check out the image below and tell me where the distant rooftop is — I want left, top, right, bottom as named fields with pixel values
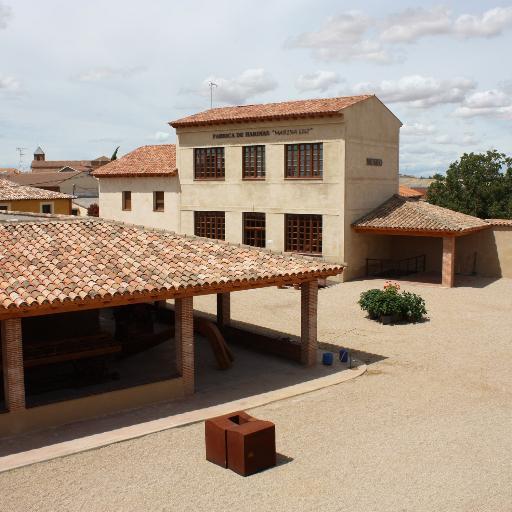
left=0, top=178, right=74, bottom=201
left=93, top=144, right=177, bottom=178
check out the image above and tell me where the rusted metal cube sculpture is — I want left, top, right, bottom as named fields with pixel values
left=205, top=411, right=276, bottom=476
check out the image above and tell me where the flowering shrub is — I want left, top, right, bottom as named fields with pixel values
left=358, top=282, right=427, bottom=323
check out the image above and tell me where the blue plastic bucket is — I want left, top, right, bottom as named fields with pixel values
left=322, top=352, right=334, bottom=365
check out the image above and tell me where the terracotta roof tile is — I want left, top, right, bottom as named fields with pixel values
left=0, top=214, right=343, bottom=313
left=170, top=95, right=373, bottom=128
left=353, top=195, right=489, bottom=234
left=398, top=185, right=423, bottom=198
left=485, top=219, right=512, bottom=226
left=93, top=144, right=177, bottom=178
left=0, top=178, right=74, bottom=201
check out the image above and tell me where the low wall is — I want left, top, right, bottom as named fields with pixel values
left=0, top=377, right=184, bottom=437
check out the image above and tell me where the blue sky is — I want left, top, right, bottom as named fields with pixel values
left=1, top=0, right=511, bottom=175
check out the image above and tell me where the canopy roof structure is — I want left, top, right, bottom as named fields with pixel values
left=0, top=212, right=343, bottom=318
left=352, top=195, right=490, bottom=237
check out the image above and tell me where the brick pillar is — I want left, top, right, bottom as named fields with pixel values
left=175, top=296, right=194, bottom=395
left=442, top=236, right=456, bottom=288
left=1, top=318, right=26, bottom=411
left=216, top=292, right=230, bottom=327
left=300, top=280, right=318, bottom=367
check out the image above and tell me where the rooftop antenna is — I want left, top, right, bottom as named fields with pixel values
left=16, top=147, right=27, bottom=171
left=208, top=81, right=217, bottom=109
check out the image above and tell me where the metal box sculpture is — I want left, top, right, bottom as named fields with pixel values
left=205, top=410, right=276, bottom=476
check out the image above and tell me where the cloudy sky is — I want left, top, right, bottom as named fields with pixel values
left=1, top=0, right=511, bottom=175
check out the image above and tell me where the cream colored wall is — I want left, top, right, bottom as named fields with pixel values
left=58, top=172, right=99, bottom=197
left=342, top=97, right=401, bottom=279
left=177, top=117, right=346, bottom=262
left=456, top=227, right=512, bottom=278
left=98, top=177, right=181, bottom=231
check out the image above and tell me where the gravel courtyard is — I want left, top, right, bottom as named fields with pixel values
left=1, top=277, right=511, bottom=512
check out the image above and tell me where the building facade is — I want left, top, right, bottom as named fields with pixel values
left=96, top=95, right=402, bottom=280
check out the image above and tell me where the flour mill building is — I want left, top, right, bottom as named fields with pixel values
left=97, top=95, right=401, bottom=281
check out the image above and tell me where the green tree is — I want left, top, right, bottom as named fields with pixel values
left=426, top=150, right=512, bottom=219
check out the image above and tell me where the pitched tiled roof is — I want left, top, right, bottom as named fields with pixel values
left=170, top=95, right=373, bottom=128
left=399, top=185, right=423, bottom=198
left=0, top=168, right=19, bottom=176
left=353, top=195, right=489, bottom=234
left=93, top=144, right=177, bottom=178
left=31, top=161, right=93, bottom=172
left=8, top=170, right=84, bottom=187
left=0, top=179, right=73, bottom=201
left=485, top=219, right=512, bottom=226
left=0, top=214, right=343, bottom=313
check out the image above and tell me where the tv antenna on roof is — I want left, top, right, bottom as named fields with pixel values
left=208, top=81, right=217, bottom=109
left=16, top=147, right=27, bottom=171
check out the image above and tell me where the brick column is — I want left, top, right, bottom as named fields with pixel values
left=175, top=296, right=194, bottom=395
left=216, top=292, right=230, bottom=328
left=300, top=280, right=318, bottom=367
left=1, top=318, right=26, bottom=411
left=442, top=236, right=456, bottom=288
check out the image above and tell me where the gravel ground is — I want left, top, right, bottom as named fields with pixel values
left=1, top=277, right=511, bottom=512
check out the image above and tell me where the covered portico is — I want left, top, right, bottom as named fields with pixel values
left=0, top=212, right=343, bottom=435
left=352, top=195, right=490, bottom=287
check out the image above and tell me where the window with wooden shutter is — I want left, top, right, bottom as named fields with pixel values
left=285, top=214, right=322, bottom=254
left=194, top=211, right=225, bottom=240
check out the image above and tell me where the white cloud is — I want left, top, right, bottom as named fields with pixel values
left=0, top=2, right=11, bottom=29
left=203, top=68, right=277, bottom=105
left=296, top=71, right=340, bottom=92
left=0, top=75, right=20, bottom=93
left=454, top=89, right=512, bottom=118
left=153, top=131, right=171, bottom=142
left=454, top=7, right=512, bottom=38
left=401, top=122, right=436, bottom=136
left=381, top=6, right=452, bottom=43
left=289, top=7, right=512, bottom=63
left=288, top=11, right=392, bottom=63
left=74, top=66, right=146, bottom=82
left=353, top=75, right=476, bottom=107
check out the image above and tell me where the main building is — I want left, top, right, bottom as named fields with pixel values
left=97, top=95, right=401, bottom=280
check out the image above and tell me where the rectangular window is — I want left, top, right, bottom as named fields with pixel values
left=243, top=146, right=265, bottom=179
left=40, top=203, right=53, bottom=214
left=243, top=212, right=266, bottom=247
left=122, top=191, right=131, bottom=211
left=153, top=191, right=165, bottom=212
left=285, top=214, right=322, bottom=254
left=0, top=204, right=8, bottom=211
left=194, top=147, right=225, bottom=179
left=285, top=143, right=323, bottom=179
left=194, top=211, right=225, bottom=240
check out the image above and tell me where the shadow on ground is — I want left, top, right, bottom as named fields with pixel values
left=0, top=322, right=385, bottom=458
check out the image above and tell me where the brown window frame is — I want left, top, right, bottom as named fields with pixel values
left=122, top=191, right=131, bottom=211
left=194, top=211, right=225, bottom=240
left=285, top=143, right=323, bottom=179
left=243, top=212, right=266, bottom=247
left=285, top=214, right=322, bottom=255
left=242, top=145, right=265, bottom=180
left=194, top=147, right=225, bottom=180
left=153, top=191, right=164, bottom=212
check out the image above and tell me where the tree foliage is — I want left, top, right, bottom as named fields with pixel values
left=426, top=150, right=512, bottom=219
